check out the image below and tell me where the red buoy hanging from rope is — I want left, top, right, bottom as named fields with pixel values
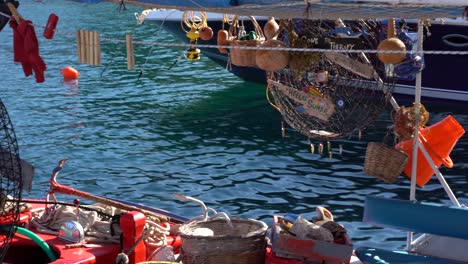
left=43, top=13, right=59, bottom=39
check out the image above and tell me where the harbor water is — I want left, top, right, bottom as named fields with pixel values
left=0, top=0, right=467, bottom=250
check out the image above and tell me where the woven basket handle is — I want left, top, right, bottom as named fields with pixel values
left=249, top=16, right=265, bottom=39
left=229, top=15, right=265, bottom=39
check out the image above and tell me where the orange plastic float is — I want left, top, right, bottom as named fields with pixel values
left=396, top=115, right=465, bottom=187
left=60, top=66, right=80, bottom=79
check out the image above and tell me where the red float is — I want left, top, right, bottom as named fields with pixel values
left=61, top=66, right=80, bottom=79
left=43, top=13, right=59, bottom=40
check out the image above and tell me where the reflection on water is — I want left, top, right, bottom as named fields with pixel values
left=63, top=79, right=79, bottom=97
left=0, top=0, right=466, bottom=251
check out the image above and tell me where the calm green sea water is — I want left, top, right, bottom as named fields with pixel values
left=0, top=0, right=467, bottom=249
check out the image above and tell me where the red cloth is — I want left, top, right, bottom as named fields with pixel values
left=10, top=19, right=47, bottom=83
left=9, top=20, right=32, bottom=77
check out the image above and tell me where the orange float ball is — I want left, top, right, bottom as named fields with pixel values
left=377, top=18, right=406, bottom=64
left=199, top=26, right=214, bottom=41
left=61, top=66, right=80, bottom=79
left=377, top=38, right=406, bottom=64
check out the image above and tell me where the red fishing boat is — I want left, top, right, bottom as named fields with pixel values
left=1, top=158, right=356, bottom=264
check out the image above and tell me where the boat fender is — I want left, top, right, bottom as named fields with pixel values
left=217, top=30, right=229, bottom=53
left=15, top=226, right=57, bottom=262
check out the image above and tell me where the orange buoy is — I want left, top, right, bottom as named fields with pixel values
left=198, top=26, right=214, bottom=41
left=377, top=18, right=406, bottom=64
left=61, top=66, right=80, bottom=79
left=395, top=115, right=465, bottom=187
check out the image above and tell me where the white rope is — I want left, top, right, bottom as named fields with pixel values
left=98, top=37, right=468, bottom=55
left=31, top=203, right=169, bottom=246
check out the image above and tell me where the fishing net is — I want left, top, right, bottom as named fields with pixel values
left=0, top=99, right=22, bottom=261
left=268, top=19, right=396, bottom=139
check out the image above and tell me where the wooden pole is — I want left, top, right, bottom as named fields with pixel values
left=79, top=30, right=86, bottom=64
left=126, top=34, right=135, bottom=70
left=76, top=30, right=82, bottom=64
left=87, top=30, right=93, bottom=65
left=94, top=31, right=102, bottom=66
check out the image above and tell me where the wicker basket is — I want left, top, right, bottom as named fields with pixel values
left=229, top=16, right=265, bottom=67
left=179, top=218, right=268, bottom=264
left=364, top=142, right=409, bottom=183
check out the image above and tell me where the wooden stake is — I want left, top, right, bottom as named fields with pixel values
left=90, top=31, right=95, bottom=66
left=86, top=30, right=92, bottom=65
left=76, top=30, right=82, bottom=64
left=126, top=34, right=135, bottom=70
left=96, top=32, right=101, bottom=66
left=89, top=31, right=95, bottom=65
left=79, top=30, right=86, bottom=64
left=82, top=30, right=87, bottom=64
left=94, top=31, right=102, bottom=66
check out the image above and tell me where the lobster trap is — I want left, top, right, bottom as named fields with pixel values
left=268, top=19, right=396, bottom=140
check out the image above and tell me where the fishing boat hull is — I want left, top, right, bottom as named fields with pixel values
left=143, top=10, right=468, bottom=103
left=2, top=200, right=184, bottom=264
left=3, top=159, right=359, bottom=264
left=5, top=200, right=359, bottom=264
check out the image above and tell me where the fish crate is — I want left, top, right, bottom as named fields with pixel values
left=271, top=215, right=353, bottom=264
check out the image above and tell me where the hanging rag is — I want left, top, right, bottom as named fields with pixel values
left=10, top=18, right=47, bottom=83
left=18, top=19, right=47, bottom=83
left=10, top=19, right=32, bottom=77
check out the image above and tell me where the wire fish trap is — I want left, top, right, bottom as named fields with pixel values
left=364, top=142, right=409, bottom=183
left=0, top=98, right=23, bottom=260
left=179, top=218, right=268, bottom=264
left=268, top=19, right=395, bottom=139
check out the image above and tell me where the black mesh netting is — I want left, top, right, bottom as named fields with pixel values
left=0, top=99, right=22, bottom=261
left=268, top=19, right=396, bottom=139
